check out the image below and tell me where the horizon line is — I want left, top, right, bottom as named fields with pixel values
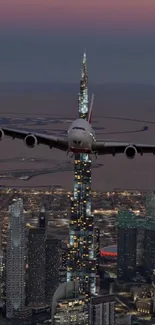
left=0, top=81, right=154, bottom=86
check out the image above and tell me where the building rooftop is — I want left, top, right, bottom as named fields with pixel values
left=90, top=294, right=116, bottom=305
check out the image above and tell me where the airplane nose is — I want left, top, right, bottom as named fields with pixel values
left=72, top=132, right=83, bottom=146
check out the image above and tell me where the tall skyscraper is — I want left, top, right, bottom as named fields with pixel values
left=146, top=192, right=155, bottom=220
left=6, top=198, right=25, bottom=318
left=27, top=205, right=46, bottom=306
left=136, top=219, right=145, bottom=269
left=28, top=205, right=61, bottom=306
left=28, top=228, right=46, bottom=306
left=94, top=227, right=100, bottom=276
left=143, top=220, right=155, bottom=278
left=144, top=192, right=155, bottom=278
left=45, top=236, right=61, bottom=304
left=67, top=52, right=96, bottom=300
left=0, top=249, right=4, bottom=307
left=59, top=246, right=68, bottom=284
left=117, top=210, right=137, bottom=282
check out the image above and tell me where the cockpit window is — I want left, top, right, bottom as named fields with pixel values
left=72, top=127, right=85, bottom=131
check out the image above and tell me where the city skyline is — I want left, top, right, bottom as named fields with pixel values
left=1, top=187, right=155, bottom=323
left=1, top=2, right=155, bottom=321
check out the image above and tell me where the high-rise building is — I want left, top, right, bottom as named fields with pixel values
left=0, top=250, right=3, bottom=281
left=28, top=211, right=61, bottom=307
left=45, top=236, right=61, bottom=304
left=28, top=205, right=46, bottom=306
left=152, top=269, right=155, bottom=313
left=94, top=227, right=100, bottom=275
left=27, top=228, right=46, bottom=306
left=59, top=246, right=68, bottom=284
left=67, top=52, right=96, bottom=299
left=117, top=208, right=155, bottom=282
left=136, top=219, right=145, bottom=269
left=89, top=295, right=115, bottom=325
left=6, top=198, right=25, bottom=318
left=1, top=212, right=8, bottom=308
left=146, top=192, right=155, bottom=220
left=144, top=193, right=155, bottom=277
left=143, top=220, right=155, bottom=278
left=117, top=210, right=137, bottom=282
left=0, top=250, right=4, bottom=308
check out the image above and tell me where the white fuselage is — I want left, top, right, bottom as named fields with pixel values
left=68, top=118, right=96, bottom=153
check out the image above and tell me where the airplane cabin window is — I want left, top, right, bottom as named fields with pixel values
left=72, top=127, right=85, bottom=131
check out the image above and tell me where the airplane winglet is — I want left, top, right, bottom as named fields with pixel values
left=88, top=93, right=94, bottom=124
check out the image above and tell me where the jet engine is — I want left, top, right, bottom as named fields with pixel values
left=24, top=134, right=38, bottom=148
left=124, top=145, right=137, bottom=159
left=0, top=129, right=4, bottom=140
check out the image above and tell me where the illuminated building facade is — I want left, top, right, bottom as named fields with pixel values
left=117, top=209, right=155, bottom=282
left=52, top=281, right=88, bottom=325
left=28, top=226, right=61, bottom=306
left=117, top=210, right=137, bottom=282
left=136, top=298, right=153, bottom=315
left=146, top=192, right=155, bottom=220
left=67, top=52, right=96, bottom=298
left=136, top=220, right=145, bottom=269
left=28, top=205, right=47, bottom=305
left=93, top=227, right=100, bottom=275
left=45, top=236, right=61, bottom=304
left=28, top=228, right=46, bottom=306
left=0, top=250, right=4, bottom=307
left=6, top=198, right=25, bottom=318
left=53, top=296, right=88, bottom=325
left=152, top=269, right=155, bottom=312
left=89, top=295, right=115, bottom=325
left=143, top=220, right=155, bottom=278
left=1, top=217, right=7, bottom=308
left=59, top=247, right=68, bottom=284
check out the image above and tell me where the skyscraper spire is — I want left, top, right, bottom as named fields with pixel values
left=81, top=50, right=88, bottom=82
left=79, top=51, right=88, bottom=119
left=38, top=205, right=46, bottom=229
left=82, top=49, right=87, bottom=69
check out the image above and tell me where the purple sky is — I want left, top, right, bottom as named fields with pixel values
left=0, top=0, right=155, bottom=84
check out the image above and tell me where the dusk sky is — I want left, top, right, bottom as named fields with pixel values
left=0, top=0, right=155, bottom=83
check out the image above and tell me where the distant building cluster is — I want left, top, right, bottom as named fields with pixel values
left=117, top=208, right=155, bottom=283
left=4, top=198, right=62, bottom=319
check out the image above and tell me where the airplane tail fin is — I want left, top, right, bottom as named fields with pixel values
left=88, top=93, right=94, bottom=124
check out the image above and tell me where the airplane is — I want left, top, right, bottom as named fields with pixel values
left=0, top=94, right=154, bottom=159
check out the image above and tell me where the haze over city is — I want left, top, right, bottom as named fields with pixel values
left=0, top=0, right=154, bottom=190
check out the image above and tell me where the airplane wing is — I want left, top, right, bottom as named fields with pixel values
left=92, top=141, right=155, bottom=156
left=1, top=127, right=69, bottom=151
